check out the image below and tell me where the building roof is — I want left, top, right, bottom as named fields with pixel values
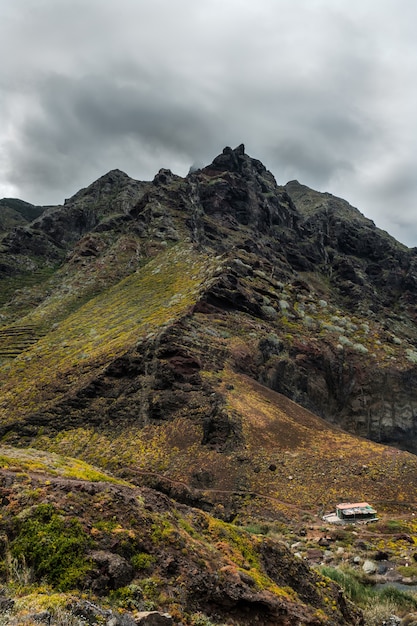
left=337, top=502, right=374, bottom=510
left=336, top=502, right=376, bottom=516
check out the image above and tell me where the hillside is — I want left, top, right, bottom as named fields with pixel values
left=0, top=446, right=366, bottom=625
left=1, top=144, right=417, bottom=624
left=0, top=199, right=45, bottom=236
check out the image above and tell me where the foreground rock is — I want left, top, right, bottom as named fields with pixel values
left=134, top=613, right=172, bottom=626
left=0, top=465, right=362, bottom=625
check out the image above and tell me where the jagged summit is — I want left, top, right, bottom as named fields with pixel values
left=201, top=143, right=274, bottom=180
left=205, top=143, right=247, bottom=172
left=64, top=168, right=135, bottom=205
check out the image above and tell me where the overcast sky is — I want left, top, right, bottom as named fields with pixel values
left=0, top=1, right=416, bottom=246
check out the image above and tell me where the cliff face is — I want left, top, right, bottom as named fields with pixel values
left=194, top=147, right=417, bottom=450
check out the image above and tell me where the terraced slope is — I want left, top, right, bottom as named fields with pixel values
left=0, top=325, right=42, bottom=359
left=0, top=243, right=216, bottom=425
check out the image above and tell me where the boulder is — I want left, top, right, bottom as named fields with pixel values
left=107, top=614, right=137, bottom=626
left=317, top=537, right=330, bottom=547
left=134, top=612, right=173, bottom=625
left=362, top=559, right=377, bottom=574
left=89, top=551, right=134, bottom=593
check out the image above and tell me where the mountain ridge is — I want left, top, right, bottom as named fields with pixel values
left=1, top=145, right=417, bottom=446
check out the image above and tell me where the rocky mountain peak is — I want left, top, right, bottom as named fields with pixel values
left=64, top=168, right=134, bottom=205
left=1, top=146, right=417, bottom=452
left=202, top=143, right=272, bottom=179
left=188, top=145, right=298, bottom=236
left=153, top=168, right=180, bottom=186
left=206, top=143, right=247, bottom=172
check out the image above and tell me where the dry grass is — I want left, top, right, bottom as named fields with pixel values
left=0, top=445, right=128, bottom=484
left=222, top=371, right=417, bottom=514
left=26, top=367, right=417, bottom=524
left=0, top=243, right=215, bottom=424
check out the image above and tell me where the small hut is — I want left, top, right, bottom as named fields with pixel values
left=336, top=502, right=377, bottom=522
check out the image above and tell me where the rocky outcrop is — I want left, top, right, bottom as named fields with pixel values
left=284, top=180, right=413, bottom=313
left=134, top=613, right=173, bottom=626
left=0, top=464, right=362, bottom=625
left=197, top=144, right=300, bottom=235
left=88, top=550, right=134, bottom=593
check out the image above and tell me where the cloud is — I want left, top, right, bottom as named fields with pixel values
left=0, top=0, right=417, bottom=244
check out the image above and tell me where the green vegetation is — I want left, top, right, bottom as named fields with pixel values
left=0, top=266, right=58, bottom=314
left=320, top=565, right=417, bottom=619
left=242, top=522, right=270, bottom=535
left=9, top=504, right=93, bottom=590
left=0, top=445, right=127, bottom=484
left=397, top=565, right=417, bottom=578
left=384, top=519, right=409, bottom=533
left=0, top=243, right=215, bottom=425
left=189, top=613, right=224, bottom=626
left=319, top=566, right=373, bottom=605
left=130, top=552, right=155, bottom=570
left=109, top=583, right=143, bottom=610
left=0, top=198, right=44, bottom=222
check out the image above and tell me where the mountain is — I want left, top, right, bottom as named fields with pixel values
left=0, top=198, right=46, bottom=235
left=1, top=144, right=417, bottom=624
left=1, top=145, right=417, bottom=450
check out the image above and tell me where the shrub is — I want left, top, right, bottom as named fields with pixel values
left=362, top=599, right=399, bottom=626
left=242, top=523, right=270, bottom=536
left=302, top=315, right=316, bottom=329
left=338, top=336, right=353, bottom=347
left=353, top=343, right=369, bottom=354
left=377, top=519, right=408, bottom=533
left=397, top=565, right=417, bottom=578
left=406, top=349, right=417, bottom=364
left=319, top=566, right=417, bottom=615
left=131, top=552, right=156, bottom=570
left=319, top=566, right=372, bottom=605
left=190, top=613, right=225, bottom=626
left=109, top=583, right=143, bottom=610
left=322, top=323, right=345, bottom=334
left=10, top=504, right=93, bottom=590
left=377, top=585, right=417, bottom=612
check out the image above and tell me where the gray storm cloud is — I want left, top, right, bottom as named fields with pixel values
left=0, top=0, right=417, bottom=245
